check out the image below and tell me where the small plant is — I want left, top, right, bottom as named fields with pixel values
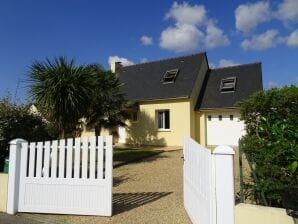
left=238, top=86, right=298, bottom=207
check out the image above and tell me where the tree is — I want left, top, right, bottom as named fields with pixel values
left=85, top=64, right=129, bottom=136
left=238, top=86, right=298, bottom=207
left=28, top=57, right=95, bottom=137
left=28, top=58, right=129, bottom=138
left=0, top=96, right=58, bottom=170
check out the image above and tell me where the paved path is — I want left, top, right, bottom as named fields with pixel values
left=1, top=150, right=191, bottom=224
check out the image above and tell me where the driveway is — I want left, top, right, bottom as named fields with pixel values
left=1, top=150, right=191, bottom=224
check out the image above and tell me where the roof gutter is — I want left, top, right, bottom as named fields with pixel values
left=135, top=96, right=189, bottom=102
left=197, top=107, right=240, bottom=111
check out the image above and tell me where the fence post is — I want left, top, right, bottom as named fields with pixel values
left=213, top=145, right=235, bottom=224
left=7, top=138, right=27, bottom=215
left=105, top=135, right=113, bottom=216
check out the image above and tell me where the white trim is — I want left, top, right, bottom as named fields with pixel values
left=157, top=129, right=171, bottom=132
left=156, top=110, right=170, bottom=130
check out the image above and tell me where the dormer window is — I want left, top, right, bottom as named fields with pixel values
left=162, top=69, right=179, bottom=84
left=220, top=77, right=237, bottom=92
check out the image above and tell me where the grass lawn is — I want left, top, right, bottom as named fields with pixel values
left=113, top=147, right=164, bottom=167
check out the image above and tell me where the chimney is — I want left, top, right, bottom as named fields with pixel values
left=110, top=61, right=122, bottom=74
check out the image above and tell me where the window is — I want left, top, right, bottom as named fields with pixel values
left=220, top=77, right=237, bottom=92
left=208, top=115, right=212, bottom=121
left=230, top=115, right=234, bottom=120
left=219, top=115, right=222, bottom=121
left=157, top=110, right=170, bottom=130
left=162, top=69, right=179, bottom=84
left=132, top=111, right=138, bottom=122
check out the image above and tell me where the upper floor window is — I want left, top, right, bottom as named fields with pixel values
left=162, top=69, right=179, bottom=84
left=220, top=77, right=237, bottom=92
left=157, top=110, right=170, bottom=130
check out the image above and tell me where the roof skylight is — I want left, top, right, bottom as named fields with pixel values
left=220, top=77, right=237, bottom=92
left=162, top=69, right=179, bottom=84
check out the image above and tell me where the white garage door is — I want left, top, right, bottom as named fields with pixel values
left=206, top=112, right=245, bottom=146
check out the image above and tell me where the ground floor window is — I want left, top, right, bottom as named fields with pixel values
left=132, top=111, right=138, bottom=122
left=157, top=110, right=170, bottom=130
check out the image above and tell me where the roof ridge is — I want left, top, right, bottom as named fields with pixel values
left=211, top=62, right=261, bottom=70
left=120, top=52, right=206, bottom=69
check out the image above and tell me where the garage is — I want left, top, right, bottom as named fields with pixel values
left=206, top=112, right=245, bottom=146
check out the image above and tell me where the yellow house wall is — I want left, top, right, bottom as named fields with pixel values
left=198, top=112, right=207, bottom=146
left=126, top=99, right=191, bottom=146
left=81, top=128, right=110, bottom=138
left=0, top=173, right=8, bottom=212
left=189, top=56, right=208, bottom=142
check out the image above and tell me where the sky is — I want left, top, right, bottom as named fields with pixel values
left=0, top=0, right=297, bottom=102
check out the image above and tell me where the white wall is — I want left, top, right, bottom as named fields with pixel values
left=206, top=112, right=245, bottom=146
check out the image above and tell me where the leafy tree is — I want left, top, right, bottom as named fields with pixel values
left=28, top=58, right=129, bottom=138
left=85, top=64, right=129, bottom=136
left=27, top=57, right=95, bottom=137
left=238, top=86, right=298, bottom=207
left=0, top=96, right=58, bottom=170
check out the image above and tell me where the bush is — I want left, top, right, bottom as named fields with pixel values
left=238, top=86, right=298, bottom=207
left=0, top=97, right=59, bottom=171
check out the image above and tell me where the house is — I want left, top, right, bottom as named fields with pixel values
left=83, top=52, right=262, bottom=147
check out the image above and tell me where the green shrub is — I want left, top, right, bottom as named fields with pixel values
left=0, top=97, right=58, bottom=171
left=238, top=85, right=298, bottom=207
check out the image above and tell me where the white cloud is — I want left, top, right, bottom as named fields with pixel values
left=140, top=58, right=148, bottom=63
left=218, top=59, right=239, bottom=68
left=204, top=22, right=230, bottom=48
left=241, top=29, right=280, bottom=51
left=286, top=29, right=298, bottom=47
left=235, top=1, right=271, bottom=34
left=210, top=59, right=239, bottom=68
left=160, top=23, right=204, bottom=52
left=140, top=35, right=153, bottom=45
left=235, top=1, right=298, bottom=50
left=209, top=62, right=216, bottom=69
left=267, top=81, right=279, bottom=89
left=277, top=0, right=298, bottom=23
left=160, top=2, right=230, bottom=52
left=108, top=56, right=134, bottom=67
left=165, top=1, right=206, bottom=26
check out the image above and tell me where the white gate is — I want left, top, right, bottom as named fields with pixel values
left=7, top=136, right=113, bottom=216
left=183, top=137, right=235, bottom=224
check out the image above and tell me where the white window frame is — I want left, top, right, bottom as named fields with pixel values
left=156, top=110, right=170, bottom=131
left=220, top=77, right=237, bottom=92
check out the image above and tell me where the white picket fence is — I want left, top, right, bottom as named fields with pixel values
left=183, top=137, right=235, bottom=224
left=7, top=136, right=113, bottom=216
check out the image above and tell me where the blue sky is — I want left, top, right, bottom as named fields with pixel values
left=0, top=0, right=297, bottom=102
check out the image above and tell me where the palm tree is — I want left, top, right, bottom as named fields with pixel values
left=85, top=64, right=129, bottom=136
left=28, top=57, right=94, bottom=137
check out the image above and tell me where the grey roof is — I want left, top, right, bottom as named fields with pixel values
left=196, top=63, right=263, bottom=110
left=118, top=53, right=206, bottom=102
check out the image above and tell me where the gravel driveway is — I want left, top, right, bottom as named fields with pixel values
left=11, top=150, right=191, bottom=224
